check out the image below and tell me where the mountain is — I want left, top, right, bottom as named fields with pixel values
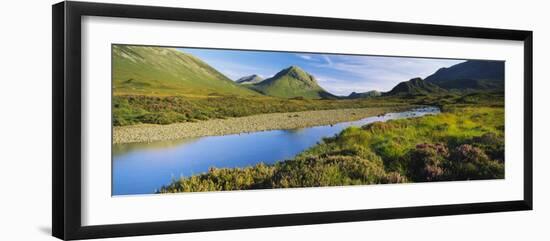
left=347, top=90, right=381, bottom=99
left=425, top=60, right=504, bottom=90
left=112, top=45, right=259, bottom=97
left=385, top=77, right=446, bottom=96
left=236, top=74, right=264, bottom=85
left=249, top=66, right=336, bottom=99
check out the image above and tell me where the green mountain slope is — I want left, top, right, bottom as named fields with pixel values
left=236, top=74, right=264, bottom=85
left=425, top=60, right=504, bottom=90
left=385, top=77, right=446, bottom=96
left=249, top=66, right=336, bottom=99
left=112, top=45, right=259, bottom=97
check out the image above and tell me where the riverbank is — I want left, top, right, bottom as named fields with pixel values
left=158, top=106, right=504, bottom=193
left=113, top=107, right=408, bottom=144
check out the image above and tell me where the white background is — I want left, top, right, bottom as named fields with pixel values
left=0, top=0, right=548, bottom=240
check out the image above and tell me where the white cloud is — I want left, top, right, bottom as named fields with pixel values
left=315, top=74, right=388, bottom=96
left=202, top=59, right=276, bottom=80
left=296, top=54, right=313, bottom=60
left=310, top=55, right=463, bottom=92
left=322, top=55, right=333, bottom=66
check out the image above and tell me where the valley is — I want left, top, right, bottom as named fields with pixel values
left=111, top=44, right=505, bottom=195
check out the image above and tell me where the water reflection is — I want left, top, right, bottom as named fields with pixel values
left=113, top=107, right=439, bottom=195
left=112, top=138, right=199, bottom=156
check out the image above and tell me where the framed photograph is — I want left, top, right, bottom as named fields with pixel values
left=52, top=1, right=533, bottom=240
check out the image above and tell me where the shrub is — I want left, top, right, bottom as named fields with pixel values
left=445, top=144, right=504, bottom=180
left=271, top=154, right=401, bottom=188
left=158, top=163, right=275, bottom=192
left=158, top=99, right=505, bottom=193
left=158, top=154, right=407, bottom=193
left=470, top=132, right=505, bottom=162
left=404, top=143, right=449, bottom=181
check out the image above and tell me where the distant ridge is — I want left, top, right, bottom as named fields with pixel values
left=347, top=90, right=381, bottom=99
left=385, top=77, right=446, bottom=96
left=236, top=74, right=264, bottom=85
left=425, top=60, right=504, bottom=90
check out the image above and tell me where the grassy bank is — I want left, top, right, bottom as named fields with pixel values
left=158, top=93, right=504, bottom=193
left=113, top=95, right=410, bottom=126
left=113, top=107, right=404, bottom=144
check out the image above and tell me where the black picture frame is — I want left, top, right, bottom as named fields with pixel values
left=52, top=1, right=533, bottom=240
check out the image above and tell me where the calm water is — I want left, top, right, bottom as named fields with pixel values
left=113, top=107, right=440, bottom=195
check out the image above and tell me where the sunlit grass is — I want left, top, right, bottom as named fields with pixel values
left=113, top=95, right=412, bottom=126
left=158, top=93, right=505, bottom=193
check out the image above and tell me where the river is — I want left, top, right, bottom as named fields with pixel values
left=112, top=107, right=440, bottom=195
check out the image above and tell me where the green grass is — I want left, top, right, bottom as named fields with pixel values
left=250, top=75, right=326, bottom=99
left=313, top=106, right=504, bottom=176
left=112, top=46, right=416, bottom=126
left=248, top=66, right=333, bottom=99
left=112, top=44, right=506, bottom=193
left=113, top=45, right=259, bottom=97
left=113, top=95, right=412, bottom=126
left=158, top=93, right=505, bottom=193
left=158, top=153, right=404, bottom=193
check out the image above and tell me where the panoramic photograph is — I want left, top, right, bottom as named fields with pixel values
left=112, top=44, right=505, bottom=196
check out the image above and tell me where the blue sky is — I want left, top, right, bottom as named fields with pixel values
left=178, top=48, right=464, bottom=96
